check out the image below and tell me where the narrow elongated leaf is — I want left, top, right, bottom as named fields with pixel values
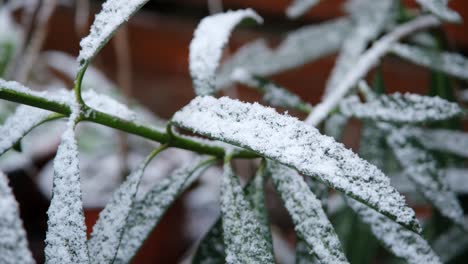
left=0, top=105, right=53, bottom=156
left=220, top=161, right=275, bottom=263
left=45, top=108, right=89, bottom=264
left=269, top=161, right=348, bottom=263
left=392, top=43, right=468, bottom=80
left=286, top=0, right=321, bottom=19
left=295, top=238, right=319, bottom=264
left=78, top=0, right=149, bottom=68
left=348, top=198, right=442, bottom=264
left=415, top=0, right=461, bottom=22
left=0, top=171, right=34, bottom=264
left=432, top=217, right=468, bottom=262
left=216, top=18, right=351, bottom=88
left=231, top=68, right=312, bottom=113
left=190, top=9, right=262, bottom=95
left=173, top=96, right=420, bottom=231
left=324, top=0, right=393, bottom=97
left=88, top=146, right=166, bottom=264
left=114, top=158, right=212, bottom=263
left=411, top=128, right=468, bottom=158
left=339, top=93, right=462, bottom=123
left=386, top=127, right=465, bottom=228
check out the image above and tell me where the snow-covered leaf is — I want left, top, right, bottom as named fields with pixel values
left=339, top=93, right=462, bottom=123
left=190, top=9, right=263, bottom=95
left=78, top=0, right=149, bottom=68
left=415, top=0, right=461, bottom=22
left=392, top=43, right=468, bottom=80
left=269, top=161, right=348, bottom=263
left=0, top=105, right=54, bottom=156
left=386, top=126, right=465, bottom=228
left=173, top=96, right=420, bottom=231
left=348, top=198, right=442, bottom=264
left=295, top=238, right=319, bottom=264
left=45, top=107, right=89, bottom=264
left=0, top=78, right=71, bottom=105
left=286, top=0, right=321, bottom=19
left=114, top=158, right=212, bottom=263
left=323, top=114, right=348, bottom=141
left=432, top=217, right=468, bottom=262
left=324, top=0, right=393, bottom=97
left=87, top=146, right=167, bottom=264
left=412, top=128, right=468, bottom=158
left=0, top=171, right=35, bottom=264
left=231, top=68, right=312, bottom=112
left=219, top=160, right=275, bottom=263
left=216, top=18, right=351, bottom=88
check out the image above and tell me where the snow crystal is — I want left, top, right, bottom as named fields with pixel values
left=323, top=0, right=393, bottom=98
left=433, top=216, right=468, bottom=262
left=412, top=128, right=468, bottom=158
left=386, top=126, right=465, bottom=228
left=173, top=96, right=420, bottom=231
left=415, top=0, right=461, bottom=22
left=45, top=102, right=89, bottom=264
left=114, top=158, right=210, bottom=263
left=220, top=162, right=275, bottom=263
left=189, top=9, right=263, bottom=95
left=0, top=171, right=35, bottom=264
left=348, top=198, right=442, bottom=264
left=0, top=105, right=51, bottom=155
left=339, top=93, right=462, bottom=123
left=269, top=162, right=348, bottom=264
left=286, top=0, right=320, bottom=19
left=78, top=0, right=149, bottom=66
left=392, top=43, right=468, bottom=81
left=216, top=18, right=351, bottom=88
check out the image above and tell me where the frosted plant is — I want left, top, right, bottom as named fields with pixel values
left=0, top=0, right=467, bottom=263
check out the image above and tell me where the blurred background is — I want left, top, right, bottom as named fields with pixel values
left=0, top=0, right=467, bottom=263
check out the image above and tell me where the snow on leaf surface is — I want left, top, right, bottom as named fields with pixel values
left=0, top=78, right=70, bottom=105
left=0, top=105, right=52, bottom=155
left=433, top=217, right=468, bottom=262
left=231, top=68, right=312, bottom=112
left=392, top=43, right=468, bottom=80
left=114, top=158, right=211, bottom=263
left=172, top=96, right=420, bottom=232
left=190, top=9, right=262, bottom=95
left=269, top=162, right=348, bottom=264
left=78, top=0, right=149, bottom=67
left=323, top=0, right=393, bottom=98
left=286, top=0, right=320, bottom=19
left=386, top=127, right=465, bottom=228
left=220, top=161, right=275, bottom=264
left=295, top=238, right=319, bottom=264
left=339, top=93, right=462, bottom=123
left=411, top=128, right=468, bottom=158
left=216, top=18, right=351, bottom=88
left=348, top=198, right=442, bottom=264
left=87, top=147, right=164, bottom=264
left=0, top=171, right=35, bottom=264
left=415, top=0, right=461, bottom=22
left=45, top=105, right=89, bottom=264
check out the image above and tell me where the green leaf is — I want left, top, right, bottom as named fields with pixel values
left=189, top=9, right=263, bottom=95
left=348, top=198, right=442, bottom=264
left=231, top=68, right=312, bottom=113
left=114, top=157, right=214, bottom=263
left=269, top=161, right=348, bottom=263
left=0, top=105, right=54, bottom=156
left=295, top=238, right=319, bottom=264
left=415, top=0, right=461, bottom=22
left=77, top=0, right=149, bottom=69
left=0, top=171, right=35, bottom=264
left=45, top=110, right=89, bottom=264
left=220, top=159, right=275, bottom=263
left=339, top=93, right=462, bottom=123
left=386, top=126, right=465, bottom=228
left=392, top=43, right=468, bottom=81
left=87, top=145, right=167, bottom=264
left=172, top=96, right=420, bottom=232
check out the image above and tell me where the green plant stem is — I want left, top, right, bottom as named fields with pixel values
left=0, top=86, right=257, bottom=159
left=74, top=64, right=88, bottom=106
